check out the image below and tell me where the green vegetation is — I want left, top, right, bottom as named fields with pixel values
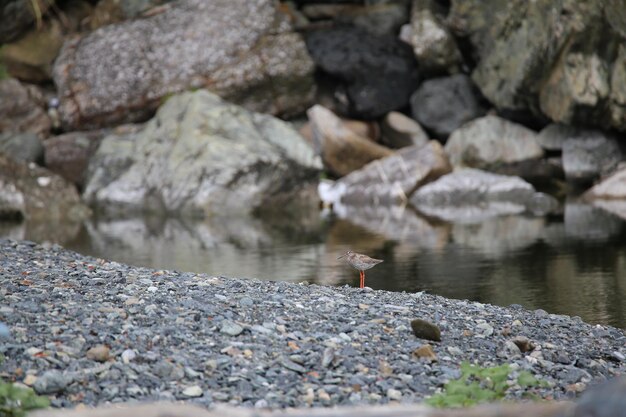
left=0, top=355, right=50, bottom=417
left=0, top=382, right=50, bottom=417
left=426, top=362, right=543, bottom=408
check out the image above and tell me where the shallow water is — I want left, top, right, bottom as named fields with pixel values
left=3, top=200, right=626, bottom=329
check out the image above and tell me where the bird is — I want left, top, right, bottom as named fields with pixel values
left=338, top=250, right=383, bottom=289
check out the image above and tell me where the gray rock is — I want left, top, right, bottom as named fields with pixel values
left=411, top=168, right=558, bottom=222
left=53, top=0, right=315, bottom=129
left=574, top=377, right=626, bottom=417
left=305, top=25, right=419, bottom=119
left=444, top=115, right=544, bottom=169
left=220, top=320, right=244, bottom=337
left=0, top=322, right=9, bottom=339
left=318, top=140, right=451, bottom=208
left=405, top=0, right=462, bottom=73
left=0, top=132, right=43, bottom=163
left=562, top=130, right=622, bottom=183
left=380, top=112, right=429, bottom=149
left=181, top=385, right=203, bottom=398
left=280, top=357, right=307, bottom=374
left=33, top=370, right=71, bottom=394
left=410, top=74, right=486, bottom=139
left=83, top=90, right=321, bottom=216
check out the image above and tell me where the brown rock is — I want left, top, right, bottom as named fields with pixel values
left=308, top=105, right=393, bottom=177
left=381, top=112, right=429, bottom=149
left=0, top=78, right=51, bottom=138
left=43, top=130, right=108, bottom=188
left=412, top=344, right=437, bottom=362
left=86, top=344, right=110, bottom=362
left=511, top=336, right=535, bottom=353
left=410, top=318, right=441, bottom=342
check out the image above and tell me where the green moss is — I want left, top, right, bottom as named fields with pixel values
left=426, top=362, right=544, bottom=408
left=0, top=354, right=49, bottom=416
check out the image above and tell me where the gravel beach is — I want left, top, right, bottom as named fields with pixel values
left=1, top=239, right=625, bottom=410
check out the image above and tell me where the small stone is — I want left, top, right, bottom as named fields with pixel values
left=281, top=357, right=307, bottom=374
left=220, top=320, right=244, bottom=336
left=23, top=374, right=37, bottom=386
left=475, top=322, right=494, bottom=337
left=121, top=349, right=136, bottom=363
left=182, top=385, right=203, bottom=398
left=412, top=344, right=437, bottom=362
left=239, top=297, right=254, bottom=307
left=86, top=344, right=110, bottom=362
left=318, top=389, right=331, bottom=403
left=254, top=399, right=269, bottom=408
left=611, top=351, right=625, bottom=362
left=447, top=346, right=463, bottom=356
left=358, top=303, right=369, bottom=310
left=322, top=347, right=335, bottom=368
left=387, top=388, right=402, bottom=401
left=498, top=340, right=521, bottom=358
left=512, top=336, right=535, bottom=353
left=33, top=370, right=70, bottom=394
left=410, top=318, right=441, bottom=341
left=0, top=322, right=9, bottom=339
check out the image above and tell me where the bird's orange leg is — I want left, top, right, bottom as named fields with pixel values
left=360, top=271, right=365, bottom=288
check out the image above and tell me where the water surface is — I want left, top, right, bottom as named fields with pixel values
left=3, top=200, right=626, bottom=329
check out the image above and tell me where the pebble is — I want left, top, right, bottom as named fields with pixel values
left=33, top=370, right=70, bottom=394
left=182, top=385, right=203, bottom=398
left=1, top=239, right=625, bottom=410
left=410, top=318, right=441, bottom=341
left=220, top=320, right=244, bottom=336
left=412, top=344, right=437, bottom=362
left=86, top=345, right=110, bottom=362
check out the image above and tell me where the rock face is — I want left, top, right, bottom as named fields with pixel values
left=410, top=74, right=486, bottom=139
left=0, top=154, right=90, bottom=222
left=318, top=140, right=451, bottom=207
left=305, top=25, right=419, bottom=119
left=307, top=105, right=392, bottom=177
left=0, top=78, right=51, bottom=138
left=450, top=0, right=626, bottom=131
left=53, top=0, right=315, bottom=130
left=444, top=115, right=544, bottom=169
left=83, top=90, right=321, bottom=217
left=411, top=169, right=558, bottom=222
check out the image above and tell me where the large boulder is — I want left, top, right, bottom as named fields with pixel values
left=0, top=78, right=51, bottom=138
left=584, top=167, right=626, bottom=201
left=318, top=140, right=451, bottom=207
left=444, top=115, right=544, bottom=169
left=410, top=74, right=486, bottom=139
left=305, top=25, right=419, bottom=119
left=450, top=0, right=626, bottom=131
left=307, top=105, right=392, bottom=177
left=410, top=168, right=558, bottom=222
left=83, top=90, right=322, bottom=217
left=0, top=132, right=43, bottom=163
left=0, top=154, right=90, bottom=222
left=53, top=0, right=315, bottom=130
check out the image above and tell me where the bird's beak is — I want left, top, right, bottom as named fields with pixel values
left=337, top=254, right=345, bottom=259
